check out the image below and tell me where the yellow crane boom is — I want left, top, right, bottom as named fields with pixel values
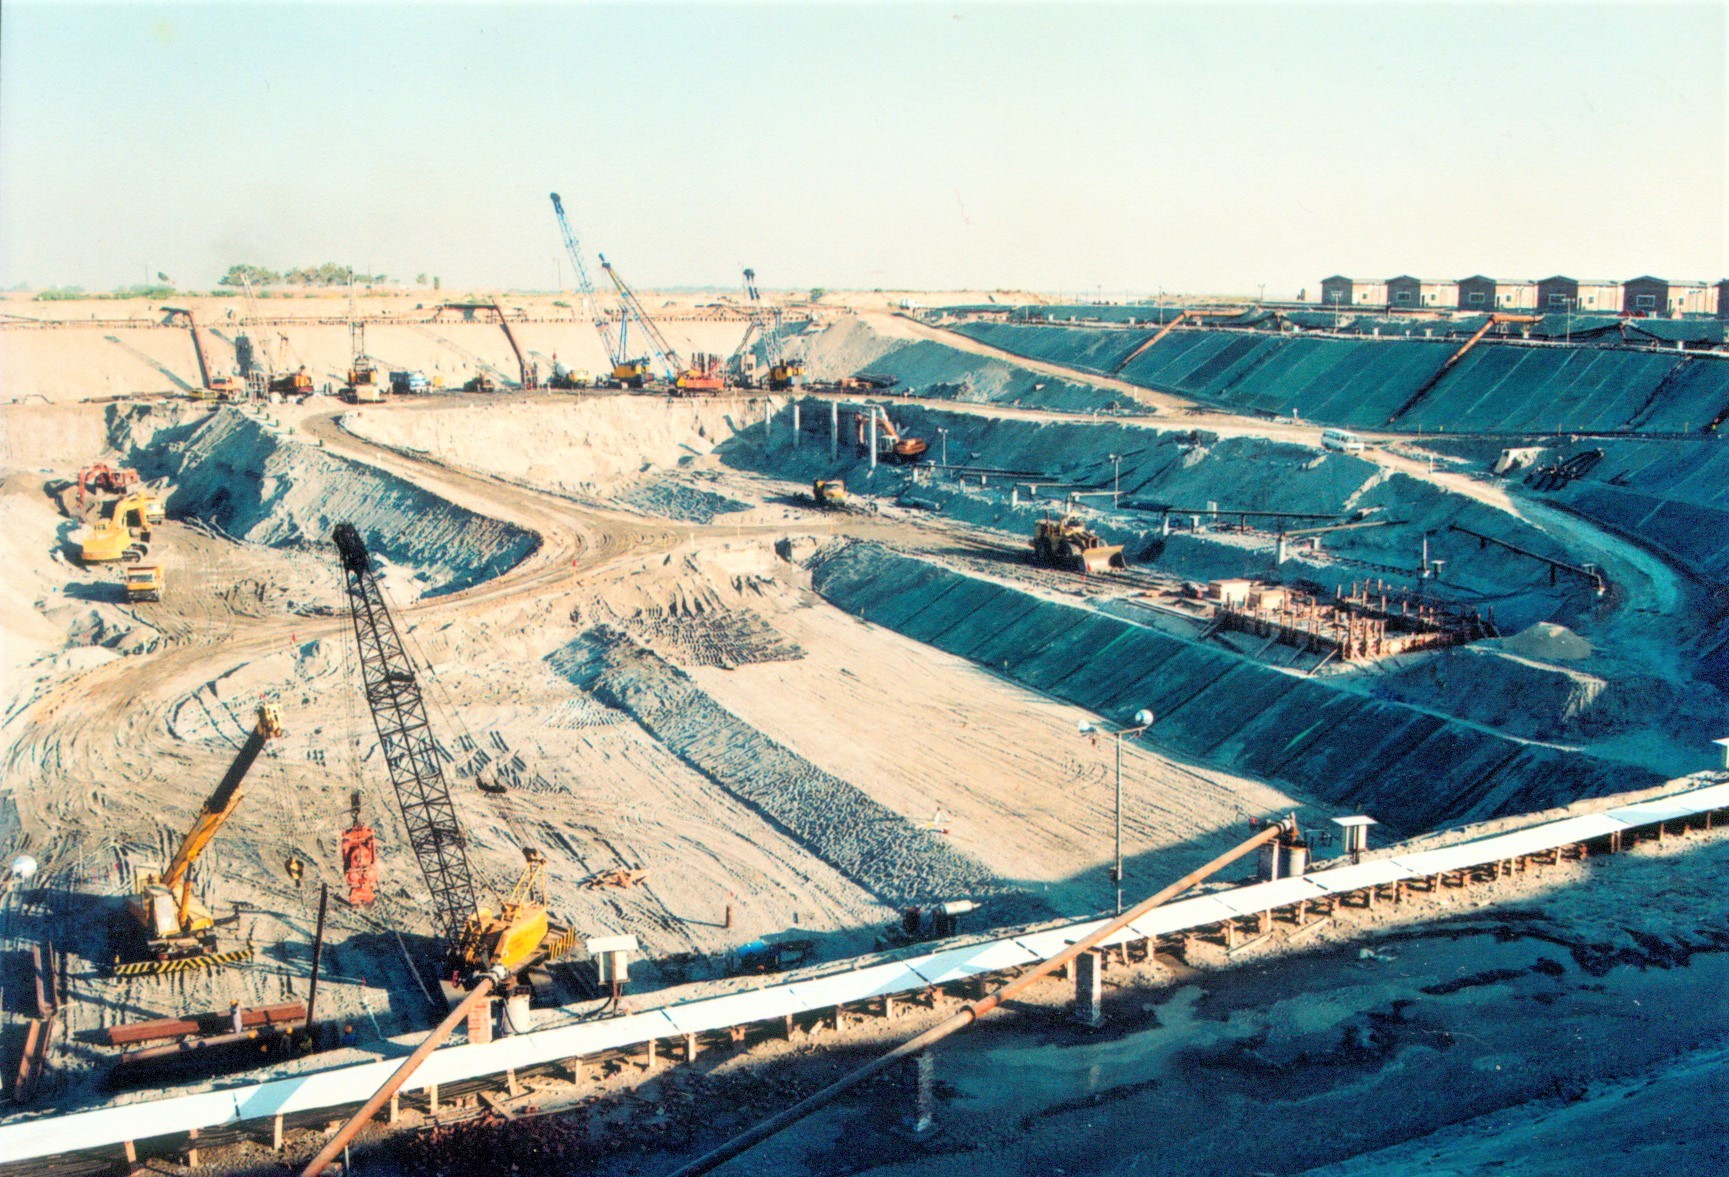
left=124, top=704, right=283, bottom=965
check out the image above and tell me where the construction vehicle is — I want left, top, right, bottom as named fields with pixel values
left=331, top=523, right=574, bottom=983
left=163, top=306, right=245, bottom=401
left=118, top=704, right=283, bottom=972
left=811, top=479, right=847, bottom=508
left=74, top=490, right=158, bottom=563
left=123, top=564, right=163, bottom=602
left=270, top=366, right=314, bottom=397
left=854, top=408, right=929, bottom=463
left=342, top=283, right=387, bottom=403
left=599, top=253, right=725, bottom=393
left=389, top=369, right=430, bottom=395
left=732, top=269, right=805, bottom=390
left=1031, top=514, right=1127, bottom=573
left=76, top=463, right=140, bottom=508
left=550, top=192, right=654, bottom=388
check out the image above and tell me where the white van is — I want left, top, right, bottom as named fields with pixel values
left=1321, top=428, right=1365, bottom=454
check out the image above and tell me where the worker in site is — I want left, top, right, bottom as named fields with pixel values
left=230, top=1000, right=244, bottom=1035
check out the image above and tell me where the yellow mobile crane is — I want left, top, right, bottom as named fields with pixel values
left=118, top=704, right=283, bottom=974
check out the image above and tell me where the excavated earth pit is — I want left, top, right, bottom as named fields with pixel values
left=1, top=323, right=1725, bottom=1152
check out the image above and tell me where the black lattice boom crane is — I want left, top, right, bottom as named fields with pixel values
left=332, top=523, right=481, bottom=947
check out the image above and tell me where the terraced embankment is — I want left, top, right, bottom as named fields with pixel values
left=951, top=320, right=1729, bottom=434
left=808, top=542, right=1658, bottom=833
left=112, top=404, right=539, bottom=595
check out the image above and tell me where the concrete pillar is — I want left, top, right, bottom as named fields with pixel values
left=645, top=1037, right=657, bottom=1070
left=905, top=1050, right=938, bottom=1139
left=389, top=1093, right=400, bottom=1124
left=272, top=1114, right=284, bottom=1151
left=1073, top=949, right=1105, bottom=1028
left=124, top=1142, right=137, bottom=1165
left=506, top=1067, right=520, bottom=1096
left=684, top=1033, right=698, bottom=1062
left=186, top=1128, right=199, bottom=1169
left=792, top=403, right=801, bottom=447
left=830, top=401, right=838, bottom=459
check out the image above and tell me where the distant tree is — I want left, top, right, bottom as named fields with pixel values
left=433, top=276, right=441, bottom=290
left=156, top=271, right=172, bottom=285
left=810, top=287, right=827, bottom=302
left=220, top=263, right=282, bottom=287
left=416, top=272, right=429, bottom=286
left=33, top=286, right=87, bottom=300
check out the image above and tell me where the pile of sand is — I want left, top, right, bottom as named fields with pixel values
left=1497, top=621, right=1593, bottom=662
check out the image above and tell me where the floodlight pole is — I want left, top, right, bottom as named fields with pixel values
left=1082, top=715, right=1152, bottom=915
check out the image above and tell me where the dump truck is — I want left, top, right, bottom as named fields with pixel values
left=1031, top=514, right=1127, bottom=573
left=123, top=564, right=163, bottom=603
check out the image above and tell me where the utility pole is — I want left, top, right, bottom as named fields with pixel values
left=1108, top=454, right=1122, bottom=506
left=1077, top=708, right=1155, bottom=914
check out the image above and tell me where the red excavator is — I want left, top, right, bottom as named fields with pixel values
left=854, top=408, right=928, bottom=463
left=76, top=463, right=140, bottom=508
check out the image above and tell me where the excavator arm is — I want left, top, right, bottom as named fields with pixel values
left=160, top=704, right=283, bottom=892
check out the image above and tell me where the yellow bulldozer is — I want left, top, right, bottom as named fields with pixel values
left=1031, top=514, right=1127, bottom=573
left=811, top=479, right=847, bottom=508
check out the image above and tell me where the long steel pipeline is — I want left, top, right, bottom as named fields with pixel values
left=300, top=968, right=504, bottom=1177
left=664, top=819, right=1290, bottom=1177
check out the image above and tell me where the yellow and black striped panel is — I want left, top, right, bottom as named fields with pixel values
left=541, top=926, right=578, bottom=962
left=113, top=946, right=254, bottom=977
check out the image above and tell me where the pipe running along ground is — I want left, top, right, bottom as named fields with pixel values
left=663, top=818, right=1292, bottom=1177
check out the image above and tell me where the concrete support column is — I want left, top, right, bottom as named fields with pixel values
left=389, top=1093, right=400, bottom=1124
left=272, top=1115, right=284, bottom=1151
left=1073, top=949, right=1105, bottom=1028
left=428, top=1083, right=440, bottom=1115
left=186, top=1128, right=200, bottom=1170
left=830, top=401, right=838, bottom=459
left=684, top=1033, right=698, bottom=1062
left=792, top=403, right=801, bottom=447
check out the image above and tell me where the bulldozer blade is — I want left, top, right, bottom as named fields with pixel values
left=1081, top=546, right=1127, bottom=573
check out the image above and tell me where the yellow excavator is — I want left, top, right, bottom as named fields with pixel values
left=118, top=704, right=283, bottom=974
left=74, top=490, right=161, bottom=564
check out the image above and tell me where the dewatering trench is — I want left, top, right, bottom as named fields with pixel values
left=107, top=403, right=539, bottom=597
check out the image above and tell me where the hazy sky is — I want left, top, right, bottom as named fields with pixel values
left=2, top=2, right=1723, bottom=296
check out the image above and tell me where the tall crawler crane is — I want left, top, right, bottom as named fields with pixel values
left=549, top=191, right=651, bottom=388
left=331, top=523, right=571, bottom=980
left=600, top=254, right=725, bottom=393
left=744, top=267, right=804, bottom=391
